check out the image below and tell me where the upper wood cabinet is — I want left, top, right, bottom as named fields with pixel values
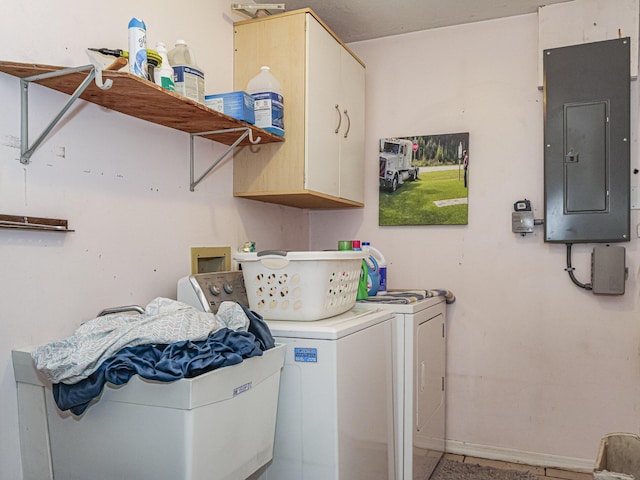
left=233, top=9, right=366, bottom=209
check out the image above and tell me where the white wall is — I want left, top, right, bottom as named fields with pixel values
left=0, top=1, right=308, bottom=478
left=310, top=11, right=640, bottom=467
left=2, top=1, right=639, bottom=477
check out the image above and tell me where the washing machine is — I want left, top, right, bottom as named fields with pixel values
left=359, top=296, right=447, bottom=480
left=178, top=273, right=396, bottom=480
left=255, top=305, right=396, bottom=480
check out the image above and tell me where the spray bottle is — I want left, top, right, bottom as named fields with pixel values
left=127, top=18, right=148, bottom=79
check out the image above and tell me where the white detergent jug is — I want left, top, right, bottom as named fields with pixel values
left=168, top=39, right=196, bottom=66
left=168, top=39, right=204, bottom=103
left=247, top=66, right=284, bottom=136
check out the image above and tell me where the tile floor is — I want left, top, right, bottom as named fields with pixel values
left=443, top=453, right=593, bottom=480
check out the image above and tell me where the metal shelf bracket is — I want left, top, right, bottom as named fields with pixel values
left=231, top=3, right=285, bottom=18
left=189, top=127, right=261, bottom=191
left=19, top=63, right=113, bottom=165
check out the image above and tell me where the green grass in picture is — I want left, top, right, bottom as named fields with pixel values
left=379, top=169, right=468, bottom=226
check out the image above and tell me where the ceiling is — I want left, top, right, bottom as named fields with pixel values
left=267, top=0, right=574, bottom=43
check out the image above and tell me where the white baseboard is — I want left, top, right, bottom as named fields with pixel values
left=445, top=439, right=595, bottom=472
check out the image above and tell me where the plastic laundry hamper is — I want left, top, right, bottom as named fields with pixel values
left=234, top=250, right=366, bottom=321
left=594, top=433, right=640, bottom=480
left=12, top=344, right=286, bottom=480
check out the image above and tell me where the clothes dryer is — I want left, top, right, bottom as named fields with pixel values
left=359, top=296, right=447, bottom=480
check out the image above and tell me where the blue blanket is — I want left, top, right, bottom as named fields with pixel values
left=53, top=306, right=275, bottom=415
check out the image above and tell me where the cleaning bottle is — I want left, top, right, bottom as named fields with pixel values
left=353, top=239, right=370, bottom=299
left=127, top=18, right=148, bottom=79
left=168, top=39, right=205, bottom=103
left=167, top=39, right=196, bottom=66
left=363, top=242, right=387, bottom=294
left=154, top=42, right=175, bottom=91
left=356, top=260, right=369, bottom=300
left=246, top=66, right=284, bottom=137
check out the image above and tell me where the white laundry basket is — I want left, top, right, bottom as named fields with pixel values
left=594, top=433, right=640, bottom=480
left=234, top=250, right=366, bottom=321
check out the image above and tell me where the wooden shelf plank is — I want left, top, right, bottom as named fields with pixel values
left=0, top=61, right=284, bottom=146
left=234, top=191, right=364, bottom=209
left=0, top=214, right=73, bottom=232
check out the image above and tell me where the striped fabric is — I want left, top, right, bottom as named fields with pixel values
left=359, top=289, right=456, bottom=304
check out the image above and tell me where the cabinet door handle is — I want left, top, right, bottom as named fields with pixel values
left=343, top=109, right=350, bottom=138
left=334, top=104, right=342, bottom=134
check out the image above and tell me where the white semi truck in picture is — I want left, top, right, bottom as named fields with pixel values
left=379, top=138, right=420, bottom=192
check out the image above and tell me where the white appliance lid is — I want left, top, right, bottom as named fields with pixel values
left=266, top=305, right=392, bottom=340
left=357, top=295, right=445, bottom=314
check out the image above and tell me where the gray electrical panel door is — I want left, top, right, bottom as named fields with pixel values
left=543, top=38, right=630, bottom=243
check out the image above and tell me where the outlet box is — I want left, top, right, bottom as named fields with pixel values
left=512, top=211, right=534, bottom=234
left=591, top=246, right=626, bottom=295
left=190, top=246, right=231, bottom=274
left=631, top=186, right=640, bottom=209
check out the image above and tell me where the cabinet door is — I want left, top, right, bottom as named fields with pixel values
left=233, top=12, right=307, bottom=195
left=414, top=312, right=445, bottom=451
left=338, top=50, right=365, bottom=203
left=306, top=15, right=341, bottom=197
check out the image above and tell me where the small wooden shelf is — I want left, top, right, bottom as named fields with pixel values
left=0, top=214, right=73, bottom=232
left=0, top=60, right=284, bottom=146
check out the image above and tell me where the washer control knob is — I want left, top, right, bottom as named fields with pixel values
left=209, top=285, right=221, bottom=296
left=223, top=283, right=234, bottom=295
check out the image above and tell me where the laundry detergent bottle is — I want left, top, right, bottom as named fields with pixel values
left=364, top=255, right=379, bottom=297
left=363, top=242, right=386, bottom=295
left=168, top=39, right=205, bottom=103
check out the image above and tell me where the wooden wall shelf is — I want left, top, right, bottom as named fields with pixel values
left=0, top=60, right=283, bottom=146
left=0, top=60, right=284, bottom=190
left=0, top=214, right=73, bottom=232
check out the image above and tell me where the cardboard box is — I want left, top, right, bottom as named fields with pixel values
left=173, top=66, right=205, bottom=104
left=205, top=91, right=255, bottom=124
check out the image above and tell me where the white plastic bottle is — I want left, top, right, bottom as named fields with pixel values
left=247, top=66, right=284, bottom=137
left=168, top=40, right=205, bottom=103
left=363, top=243, right=387, bottom=294
left=154, top=42, right=175, bottom=91
left=167, top=39, right=196, bottom=66
left=128, top=18, right=148, bottom=79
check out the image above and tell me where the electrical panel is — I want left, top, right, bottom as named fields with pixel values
left=543, top=38, right=630, bottom=243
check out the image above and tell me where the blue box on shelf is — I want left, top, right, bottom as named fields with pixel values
left=204, top=91, right=255, bottom=124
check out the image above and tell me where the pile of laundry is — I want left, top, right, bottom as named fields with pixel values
left=31, top=298, right=274, bottom=415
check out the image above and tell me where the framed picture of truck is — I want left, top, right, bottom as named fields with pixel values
left=379, top=132, right=469, bottom=226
